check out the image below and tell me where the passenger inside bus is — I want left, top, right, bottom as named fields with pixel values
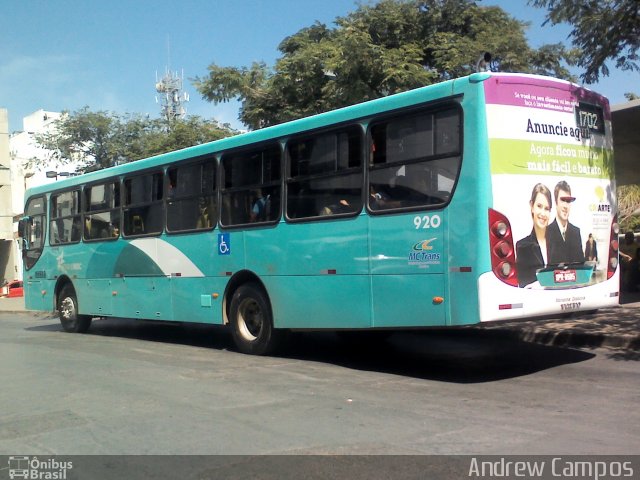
left=250, top=190, right=271, bottom=222
left=132, top=215, right=145, bottom=234
left=196, top=202, right=212, bottom=229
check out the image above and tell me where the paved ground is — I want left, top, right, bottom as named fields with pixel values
left=1, top=310, right=638, bottom=457
left=1, top=294, right=637, bottom=479
left=1, top=293, right=639, bottom=352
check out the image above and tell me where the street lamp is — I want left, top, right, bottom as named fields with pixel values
left=45, top=171, right=71, bottom=180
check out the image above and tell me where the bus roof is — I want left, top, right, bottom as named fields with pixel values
left=24, top=71, right=603, bottom=198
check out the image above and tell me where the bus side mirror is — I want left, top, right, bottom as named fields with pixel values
left=17, top=217, right=30, bottom=251
left=18, top=218, right=27, bottom=238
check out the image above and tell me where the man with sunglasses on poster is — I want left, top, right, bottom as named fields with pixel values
left=547, top=180, right=585, bottom=265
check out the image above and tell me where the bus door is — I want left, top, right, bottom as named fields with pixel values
left=368, top=106, right=460, bottom=328
left=369, top=210, right=446, bottom=328
left=19, top=197, right=49, bottom=311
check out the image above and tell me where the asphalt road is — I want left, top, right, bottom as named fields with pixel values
left=0, top=311, right=638, bottom=458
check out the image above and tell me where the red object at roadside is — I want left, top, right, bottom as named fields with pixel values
left=6, top=280, right=23, bottom=298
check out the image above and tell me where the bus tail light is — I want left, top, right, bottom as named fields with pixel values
left=608, top=217, right=619, bottom=279
left=489, top=208, right=518, bottom=286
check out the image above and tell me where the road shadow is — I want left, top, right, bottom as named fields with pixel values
left=280, top=330, right=595, bottom=383
left=26, top=316, right=232, bottom=351
left=26, top=317, right=595, bottom=383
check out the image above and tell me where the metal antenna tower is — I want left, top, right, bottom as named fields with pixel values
left=155, top=40, right=189, bottom=121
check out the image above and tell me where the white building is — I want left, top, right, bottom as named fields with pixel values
left=9, top=110, right=66, bottom=216
left=0, top=109, right=14, bottom=283
left=2, top=109, right=81, bottom=282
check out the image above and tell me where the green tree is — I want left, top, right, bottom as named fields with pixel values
left=529, top=0, right=640, bottom=83
left=618, top=184, right=640, bottom=232
left=194, top=0, right=574, bottom=129
left=33, top=107, right=236, bottom=173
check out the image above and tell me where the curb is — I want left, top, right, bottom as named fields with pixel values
left=477, top=326, right=640, bottom=351
left=471, top=304, right=640, bottom=351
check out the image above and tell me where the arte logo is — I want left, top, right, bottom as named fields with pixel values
left=589, top=185, right=611, bottom=212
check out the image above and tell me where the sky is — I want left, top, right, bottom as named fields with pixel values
left=1, top=0, right=637, bottom=133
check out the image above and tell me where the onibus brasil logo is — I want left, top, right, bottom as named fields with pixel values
left=8, top=456, right=72, bottom=479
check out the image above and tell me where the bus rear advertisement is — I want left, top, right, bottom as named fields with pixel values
left=18, top=72, right=619, bottom=355
left=482, top=74, right=617, bottom=321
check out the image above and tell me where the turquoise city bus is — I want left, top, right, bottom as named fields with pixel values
left=19, top=72, right=619, bottom=355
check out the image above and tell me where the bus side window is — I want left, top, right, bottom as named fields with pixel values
left=84, top=181, right=121, bottom=241
left=286, top=127, right=363, bottom=221
left=368, top=107, right=461, bottom=212
left=220, top=144, right=281, bottom=227
left=166, top=159, right=217, bottom=233
left=123, top=172, right=163, bottom=236
left=50, top=190, right=82, bottom=244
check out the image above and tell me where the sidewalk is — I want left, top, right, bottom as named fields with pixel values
left=1, top=294, right=639, bottom=351
left=0, top=295, right=27, bottom=313
left=474, top=294, right=640, bottom=351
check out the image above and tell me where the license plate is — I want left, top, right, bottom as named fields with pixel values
left=554, top=269, right=576, bottom=283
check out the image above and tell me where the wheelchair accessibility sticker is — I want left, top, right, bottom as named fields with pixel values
left=218, top=233, right=230, bottom=255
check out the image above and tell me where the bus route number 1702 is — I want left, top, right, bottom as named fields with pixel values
left=414, top=214, right=441, bottom=229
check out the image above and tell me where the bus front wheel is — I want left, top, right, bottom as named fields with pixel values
left=229, top=283, right=281, bottom=355
left=58, top=285, right=92, bottom=333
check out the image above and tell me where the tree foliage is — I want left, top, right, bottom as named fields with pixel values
left=618, top=184, right=640, bottom=232
left=32, top=107, right=236, bottom=173
left=194, top=0, right=575, bottom=129
left=529, top=0, right=640, bottom=84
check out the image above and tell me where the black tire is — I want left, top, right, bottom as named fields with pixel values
left=58, top=284, right=91, bottom=333
left=229, top=283, right=282, bottom=355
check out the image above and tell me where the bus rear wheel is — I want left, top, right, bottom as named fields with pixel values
left=229, top=283, right=281, bottom=355
left=58, top=285, right=91, bottom=333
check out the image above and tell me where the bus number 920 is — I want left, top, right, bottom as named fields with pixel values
left=414, top=214, right=441, bottom=229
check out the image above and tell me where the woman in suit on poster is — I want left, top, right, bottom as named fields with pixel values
left=516, top=183, right=552, bottom=287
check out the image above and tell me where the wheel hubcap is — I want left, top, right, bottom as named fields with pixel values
left=60, top=297, right=75, bottom=320
left=237, top=298, right=263, bottom=341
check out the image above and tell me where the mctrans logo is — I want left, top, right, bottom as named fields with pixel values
left=8, top=456, right=73, bottom=479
